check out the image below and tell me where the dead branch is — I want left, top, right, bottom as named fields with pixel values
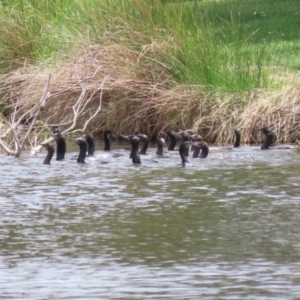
left=30, top=72, right=108, bottom=155
left=0, top=68, right=107, bottom=156
left=0, top=74, right=51, bottom=156
left=69, top=75, right=108, bottom=134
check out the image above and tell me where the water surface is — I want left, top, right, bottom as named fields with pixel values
left=1, top=145, right=300, bottom=299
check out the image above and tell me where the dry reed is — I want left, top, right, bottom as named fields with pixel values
left=1, top=44, right=300, bottom=145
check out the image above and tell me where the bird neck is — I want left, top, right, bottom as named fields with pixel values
left=56, top=136, right=66, bottom=161
left=261, top=129, right=275, bottom=150
left=43, top=147, right=54, bottom=165
left=139, top=140, right=149, bottom=154
left=179, top=142, right=189, bottom=166
left=234, top=130, right=241, bottom=148
left=77, top=143, right=87, bottom=163
left=86, top=136, right=95, bottom=156
left=131, top=140, right=141, bottom=163
left=199, top=144, right=209, bottom=158
left=167, top=133, right=177, bottom=151
left=156, top=143, right=163, bottom=156
left=104, top=134, right=110, bottom=151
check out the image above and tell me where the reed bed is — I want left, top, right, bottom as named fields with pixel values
left=2, top=44, right=300, bottom=145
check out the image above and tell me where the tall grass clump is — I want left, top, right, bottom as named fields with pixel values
left=85, top=0, right=271, bottom=91
left=0, top=0, right=276, bottom=90
left=1, top=0, right=300, bottom=90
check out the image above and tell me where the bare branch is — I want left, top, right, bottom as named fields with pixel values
left=1, top=55, right=108, bottom=158
left=0, top=137, right=16, bottom=155
left=31, top=71, right=106, bottom=155
left=81, top=75, right=108, bottom=132
left=0, top=74, right=51, bottom=156
left=21, top=74, right=51, bottom=143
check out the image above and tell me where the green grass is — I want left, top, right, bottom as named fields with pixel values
left=0, top=0, right=299, bottom=92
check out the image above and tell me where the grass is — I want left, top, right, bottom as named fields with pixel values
left=0, top=0, right=299, bottom=90
left=0, top=0, right=300, bottom=144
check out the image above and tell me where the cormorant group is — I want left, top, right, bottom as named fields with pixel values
left=41, top=126, right=293, bottom=166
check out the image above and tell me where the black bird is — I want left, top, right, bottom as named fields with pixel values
left=234, top=127, right=241, bottom=148
left=260, top=127, right=293, bottom=150
left=190, top=133, right=202, bottom=151
left=221, top=127, right=241, bottom=150
left=41, top=143, right=54, bottom=165
left=104, top=130, right=112, bottom=151
left=260, top=127, right=276, bottom=150
left=191, top=133, right=202, bottom=142
left=179, top=141, right=190, bottom=167
left=120, top=133, right=136, bottom=159
left=137, top=134, right=149, bottom=155
left=52, top=126, right=61, bottom=134
left=119, top=132, right=149, bottom=156
left=119, top=133, right=133, bottom=143
left=82, top=133, right=95, bottom=156
left=178, top=130, right=192, bottom=143
left=75, top=136, right=88, bottom=164
left=129, top=135, right=141, bottom=164
left=51, top=131, right=66, bottom=161
left=165, top=130, right=178, bottom=151
left=81, top=130, right=111, bottom=156
left=192, top=141, right=209, bottom=158
left=156, top=137, right=165, bottom=156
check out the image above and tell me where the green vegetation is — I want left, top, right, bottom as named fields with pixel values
left=0, top=0, right=300, bottom=145
left=0, top=0, right=299, bottom=91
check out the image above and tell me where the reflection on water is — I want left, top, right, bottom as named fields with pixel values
left=1, top=145, right=300, bottom=299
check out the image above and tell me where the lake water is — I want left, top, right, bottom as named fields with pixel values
left=1, top=143, right=300, bottom=299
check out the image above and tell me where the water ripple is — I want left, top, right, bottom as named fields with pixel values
left=1, top=147, right=300, bottom=298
